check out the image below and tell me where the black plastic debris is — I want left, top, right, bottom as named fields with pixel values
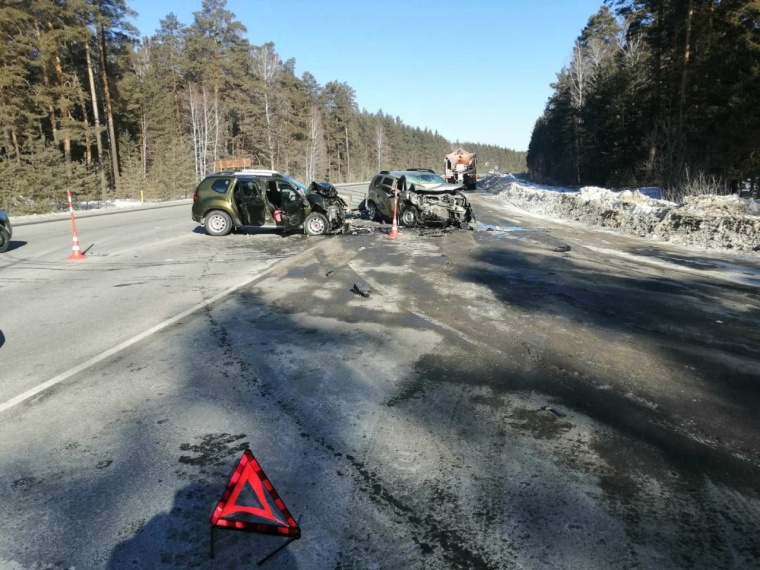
left=344, top=225, right=378, bottom=236
left=540, top=406, right=566, bottom=418
left=351, top=283, right=371, bottom=298
left=325, top=270, right=334, bottom=278
left=553, top=245, right=572, bottom=253
left=419, top=227, right=454, bottom=238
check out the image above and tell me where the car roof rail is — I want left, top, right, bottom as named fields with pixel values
left=406, top=168, right=436, bottom=173
left=379, top=171, right=390, bottom=175
left=237, top=169, right=281, bottom=176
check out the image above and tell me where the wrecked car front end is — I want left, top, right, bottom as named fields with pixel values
left=402, top=183, right=475, bottom=228
left=306, top=182, right=348, bottom=233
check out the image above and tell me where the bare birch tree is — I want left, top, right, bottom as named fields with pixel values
left=373, top=123, right=389, bottom=172
left=188, top=83, right=215, bottom=181
left=569, top=40, right=589, bottom=110
left=305, top=104, right=325, bottom=181
left=251, top=43, right=282, bottom=170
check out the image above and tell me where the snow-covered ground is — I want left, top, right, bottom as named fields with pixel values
left=480, top=175, right=760, bottom=253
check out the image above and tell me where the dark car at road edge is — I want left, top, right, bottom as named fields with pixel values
left=0, top=210, right=12, bottom=253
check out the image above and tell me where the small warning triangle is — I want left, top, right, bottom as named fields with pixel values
left=210, top=450, right=301, bottom=537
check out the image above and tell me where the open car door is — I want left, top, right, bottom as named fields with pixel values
left=240, top=179, right=267, bottom=226
left=378, top=181, right=396, bottom=219
left=278, top=182, right=306, bottom=231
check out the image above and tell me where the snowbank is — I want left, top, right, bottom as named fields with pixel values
left=480, top=175, right=760, bottom=252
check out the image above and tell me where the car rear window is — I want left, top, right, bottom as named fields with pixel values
left=211, top=179, right=231, bottom=194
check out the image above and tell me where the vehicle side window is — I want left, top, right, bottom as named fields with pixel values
left=211, top=179, right=230, bottom=194
left=381, top=177, right=396, bottom=193
left=372, top=176, right=384, bottom=190
left=266, top=180, right=282, bottom=208
left=278, top=184, right=298, bottom=204
left=241, top=180, right=260, bottom=197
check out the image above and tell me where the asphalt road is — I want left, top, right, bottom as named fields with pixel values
left=1, top=192, right=758, bottom=569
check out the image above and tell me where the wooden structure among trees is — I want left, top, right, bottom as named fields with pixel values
left=213, top=158, right=252, bottom=172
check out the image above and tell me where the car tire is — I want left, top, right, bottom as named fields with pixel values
left=204, top=210, right=232, bottom=236
left=304, top=212, right=329, bottom=236
left=400, top=206, right=418, bottom=227
left=366, top=200, right=380, bottom=222
left=0, top=226, right=9, bottom=253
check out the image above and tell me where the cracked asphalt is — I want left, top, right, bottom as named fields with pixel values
left=1, top=192, right=759, bottom=569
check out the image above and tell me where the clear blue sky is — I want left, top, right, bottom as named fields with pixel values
left=128, top=0, right=606, bottom=151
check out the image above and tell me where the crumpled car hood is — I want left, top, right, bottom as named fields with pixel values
left=408, top=182, right=465, bottom=193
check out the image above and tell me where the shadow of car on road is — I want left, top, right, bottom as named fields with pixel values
left=4, top=240, right=27, bottom=252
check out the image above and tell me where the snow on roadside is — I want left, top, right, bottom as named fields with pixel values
left=480, top=175, right=760, bottom=253
left=10, top=198, right=191, bottom=225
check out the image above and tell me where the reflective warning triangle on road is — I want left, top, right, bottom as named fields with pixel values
left=210, top=449, right=301, bottom=537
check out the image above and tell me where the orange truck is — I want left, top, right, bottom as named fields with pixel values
left=444, top=148, right=477, bottom=190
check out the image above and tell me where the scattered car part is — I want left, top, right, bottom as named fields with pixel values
left=351, top=283, right=371, bottom=297
left=540, top=406, right=567, bottom=418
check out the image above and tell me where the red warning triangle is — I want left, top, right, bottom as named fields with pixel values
left=210, top=450, right=301, bottom=537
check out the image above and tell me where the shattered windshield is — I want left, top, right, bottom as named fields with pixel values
left=405, top=173, right=446, bottom=186
left=282, top=175, right=308, bottom=195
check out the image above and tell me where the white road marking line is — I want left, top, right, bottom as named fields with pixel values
left=0, top=265, right=276, bottom=415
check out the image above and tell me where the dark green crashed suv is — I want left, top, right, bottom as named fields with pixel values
left=192, top=170, right=347, bottom=236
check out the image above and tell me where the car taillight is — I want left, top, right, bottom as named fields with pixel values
left=193, top=190, right=198, bottom=203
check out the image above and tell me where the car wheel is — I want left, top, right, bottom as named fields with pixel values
left=400, top=206, right=418, bottom=227
left=204, top=210, right=232, bottom=236
left=0, top=226, right=9, bottom=253
left=304, top=212, right=329, bottom=236
left=366, top=200, right=379, bottom=221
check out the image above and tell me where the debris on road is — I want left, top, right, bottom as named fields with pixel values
left=351, top=283, right=371, bottom=298
left=553, top=245, right=572, bottom=252
left=540, top=406, right=567, bottom=418
left=418, top=227, right=454, bottom=238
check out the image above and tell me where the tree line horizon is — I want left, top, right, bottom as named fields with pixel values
left=0, top=0, right=526, bottom=214
left=527, top=1, right=760, bottom=201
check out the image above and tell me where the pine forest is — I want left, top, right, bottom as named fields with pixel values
left=0, top=0, right=527, bottom=214
left=528, top=0, right=760, bottom=200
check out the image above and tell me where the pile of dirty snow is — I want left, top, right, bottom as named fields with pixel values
left=480, top=175, right=760, bottom=252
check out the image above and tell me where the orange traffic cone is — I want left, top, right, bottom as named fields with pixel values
left=66, top=189, right=86, bottom=260
left=388, top=189, right=400, bottom=239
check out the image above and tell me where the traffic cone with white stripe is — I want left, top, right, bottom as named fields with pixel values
left=388, top=188, right=400, bottom=239
left=66, top=189, right=86, bottom=260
